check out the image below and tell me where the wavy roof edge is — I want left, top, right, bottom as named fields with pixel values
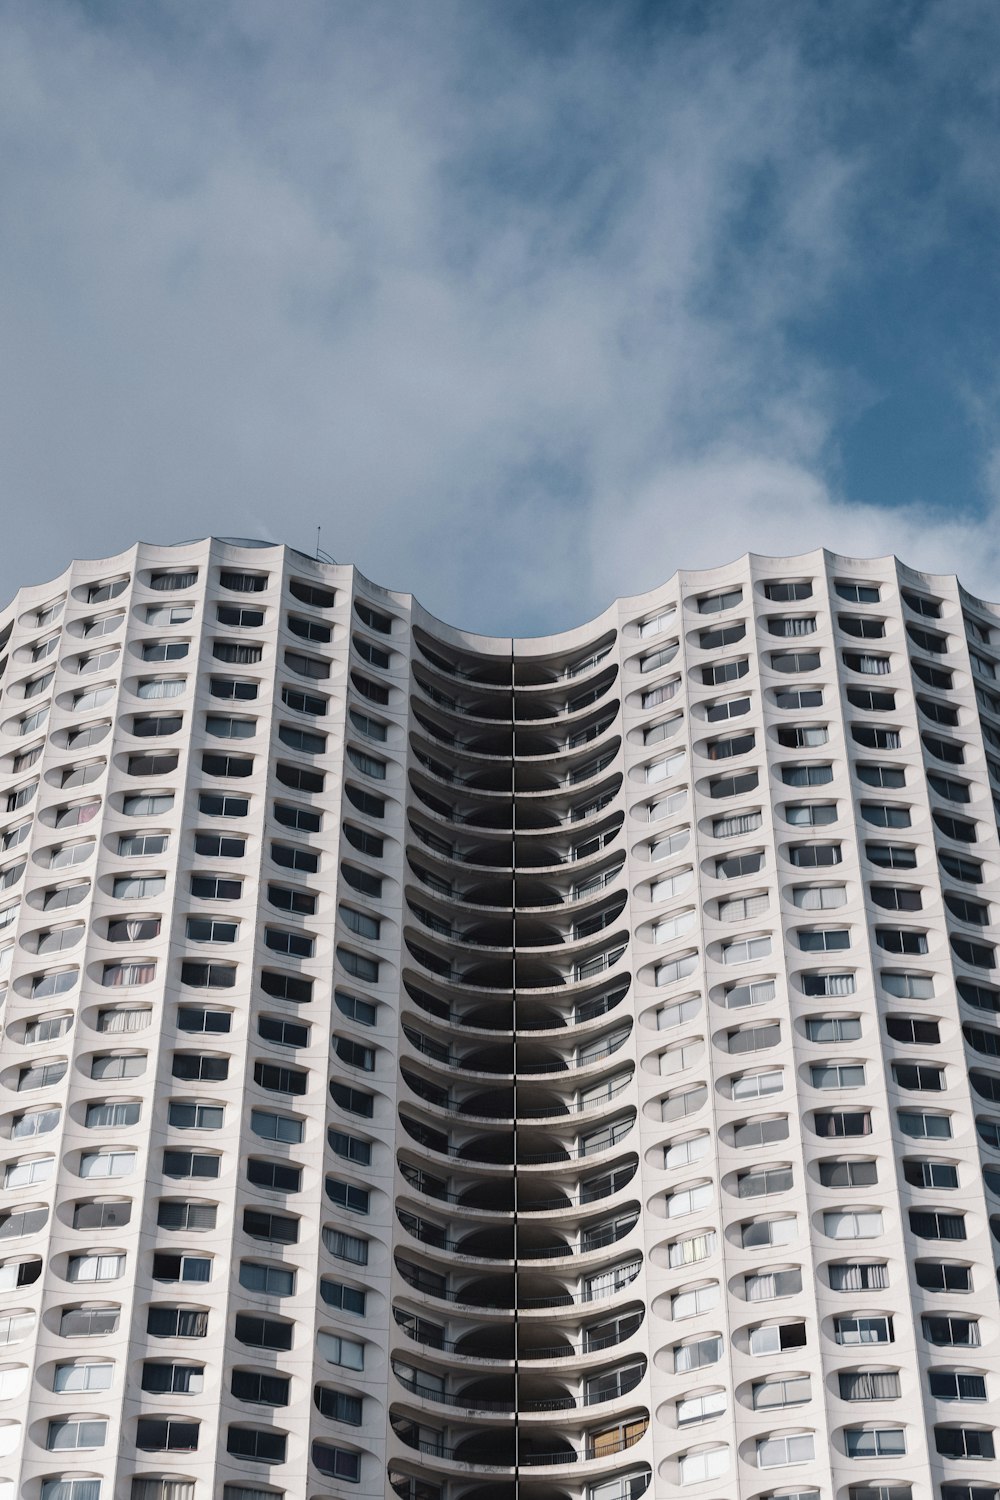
left=2, top=536, right=999, bottom=652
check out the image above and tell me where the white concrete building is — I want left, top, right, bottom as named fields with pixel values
left=0, top=537, right=998, bottom=1500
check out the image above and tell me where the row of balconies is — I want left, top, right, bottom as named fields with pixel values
left=402, top=976, right=630, bottom=1034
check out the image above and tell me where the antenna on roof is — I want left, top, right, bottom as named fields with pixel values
left=313, top=525, right=336, bottom=565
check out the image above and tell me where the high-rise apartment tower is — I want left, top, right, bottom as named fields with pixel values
left=0, top=539, right=998, bottom=1500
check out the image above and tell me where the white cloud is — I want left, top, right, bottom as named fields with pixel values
left=0, top=1, right=999, bottom=632
left=590, top=452, right=1000, bottom=609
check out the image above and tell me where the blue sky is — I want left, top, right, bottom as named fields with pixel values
left=2, top=0, right=1000, bottom=633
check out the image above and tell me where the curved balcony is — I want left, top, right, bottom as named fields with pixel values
left=397, top=1110, right=636, bottom=1171
left=411, top=635, right=619, bottom=711
left=390, top=1411, right=648, bottom=1470
left=399, top=1017, right=633, bottom=1078
left=411, top=705, right=621, bottom=772
left=407, top=809, right=624, bottom=875
left=396, top=1151, right=639, bottom=1216
left=401, top=977, right=631, bottom=1036
left=405, top=854, right=626, bottom=915
left=390, top=1472, right=578, bottom=1500
left=390, top=1358, right=646, bottom=1418
left=395, top=627, right=635, bottom=1500
left=408, top=771, right=625, bottom=842
left=411, top=733, right=623, bottom=798
left=397, top=1064, right=635, bottom=1124
left=404, top=885, right=629, bottom=954
left=402, top=924, right=631, bottom=996
left=393, top=1201, right=641, bottom=1266
left=392, top=1300, right=646, bottom=1361
left=394, top=1254, right=643, bottom=1314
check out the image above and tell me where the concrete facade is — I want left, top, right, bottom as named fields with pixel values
left=0, top=538, right=998, bottom=1500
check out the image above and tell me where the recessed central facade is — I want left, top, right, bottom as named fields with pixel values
left=0, top=538, right=999, bottom=1500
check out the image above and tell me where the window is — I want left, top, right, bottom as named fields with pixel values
left=806, top=1017, right=862, bottom=1043
left=326, top=1178, right=370, bottom=1214
left=157, top=1199, right=218, bottom=1232
left=898, top=1109, right=951, bottom=1139
left=84, top=1101, right=140, bottom=1128
left=814, top=1111, right=871, bottom=1138
left=923, top=1315, right=980, bottom=1346
left=67, top=1252, right=125, bottom=1281
left=798, top=928, right=850, bottom=952
left=819, top=1159, right=877, bottom=1188
left=171, top=1051, right=229, bottom=1084
left=247, top=1159, right=302, bottom=1193
left=834, top=581, right=881, bottom=604
left=709, top=770, right=758, bottom=799
left=810, top=1063, right=865, bottom=1090
left=733, top=1117, right=789, bottom=1150
left=282, top=685, right=327, bottom=715
left=789, top=843, right=842, bottom=867
left=848, top=687, right=896, bottom=711
left=242, top=1210, right=299, bottom=1247
left=904, top=1159, right=957, bottom=1189
left=290, top=579, right=335, bottom=608
left=167, top=1101, right=224, bottom=1130
left=844, top=1427, right=906, bottom=1458
left=264, top=928, right=314, bottom=959
left=10, top=1107, right=61, bottom=1140
left=276, top=761, right=324, bottom=793
left=16, top=1059, right=68, bottom=1090
left=828, top=1263, right=889, bottom=1292
left=193, top=832, right=245, bottom=858
left=731, top=1070, right=783, bottom=1101
left=823, top=1210, right=883, bottom=1239
left=111, top=877, right=164, bottom=903
left=201, top=752, right=252, bottom=778
left=701, top=657, right=748, bottom=685
left=239, top=1261, right=296, bottom=1297
left=151, top=1251, right=211, bottom=1284
left=285, top=649, right=329, bottom=679
left=673, top=1334, right=723, bottom=1372
left=220, top=570, right=267, bottom=593
left=58, top=1306, right=120, bottom=1339
left=893, top=1062, right=944, bottom=1090
left=135, top=1417, right=200, bottom=1452
left=146, top=1306, right=209, bottom=1340
left=929, top=1371, right=987, bottom=1401
left=909, top=1209, right=965, bottom=1240
left=141, top=1361, right=205, bottom=1394
left=258, top=1015, right=308, bottom=1048
left=785, top=802, right=837, bottom=827
left=254, top=1061, right=308, bottom=1096
left=329, top=1082, right=373, bottom=1117
left=771, top=650, right=821, bottom=673
left=722, top=936, right=771, bottom=964
left=748, top=1322, right=807, bottom=1354
left=162, top=1146, right=218, bottom=1182
left=934, top=811, right=977, bottom=842
left=934, top=1426, right=995, bottom=1459
left=737, top=1164, right=793, bottom=1197
left=844, top=651, right=891, bottom=675
left=250, top=1109, right=303, bottom=1144
left=185, top=916, right=238, bottom=944
left=335, top=992, right=377, bottom=1026
left=213, top=640, right=262, bottom=664
left=782, top=763, right=834, bottom=787
left=53, top=1361, right=114, bottom=1393
left=46, top=1418, right=109, bottom=1450
left=698, top=588, right=742, bottom=614
left=79, top=1150, right=135, bottom=1180
left=756, top=1432, right=815, bottom=1467
left=862, top=803, right=911, bottom=829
